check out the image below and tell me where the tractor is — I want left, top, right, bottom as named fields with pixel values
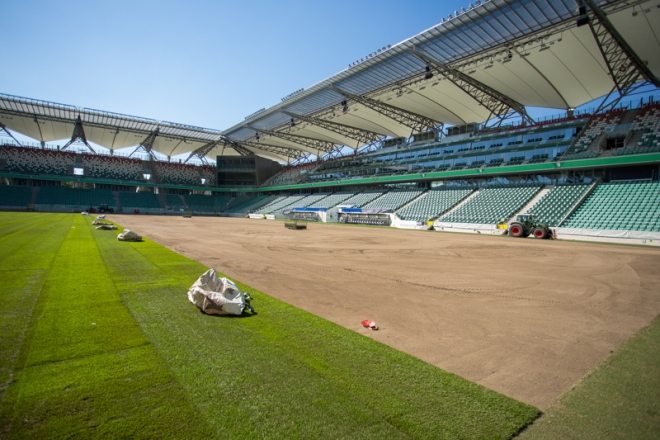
left=98, top=204, right=114, bottom=214
left=507, top=214, right=553, bottom=239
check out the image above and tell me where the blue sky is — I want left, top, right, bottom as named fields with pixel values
left=2, top=0, right=478, bottom=132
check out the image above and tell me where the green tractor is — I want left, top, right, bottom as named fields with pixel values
left=507, top=214, right=553, bottom=239
left=98, top=204, right=114, bottom=214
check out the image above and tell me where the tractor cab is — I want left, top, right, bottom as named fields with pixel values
left=515, top=214, right=534, bottom=224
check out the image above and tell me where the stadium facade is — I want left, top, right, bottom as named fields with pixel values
left=1, top=0, right=659, bottom=242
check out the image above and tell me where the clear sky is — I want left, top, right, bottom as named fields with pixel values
left=1, top=0, right=480, bottom=132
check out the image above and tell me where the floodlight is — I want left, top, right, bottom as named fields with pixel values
left=290, top=118, right=295, bottom=127
left=341, top=100, right=348, bottom=112
left=425, top=66, right=434, bottom=80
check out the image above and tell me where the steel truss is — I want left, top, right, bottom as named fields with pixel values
left=0, top=122, right=24, bottom=146
left=247, top=126, right=337, bottom=154
left=280, top=110, right=384, bottom=147
left=328, top=85, right=439, bottom=134
left=409, top=48, right=534, bottom=126
left=129, top=128, right=159, bottom=158
left=61, top=116, right=95, bottom=153
left=582, top=0, right=660, bottom=112
left=238, top=140, right=308, bottom=159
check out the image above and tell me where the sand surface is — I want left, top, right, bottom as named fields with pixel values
left=110, top=215, right=660, bottom=408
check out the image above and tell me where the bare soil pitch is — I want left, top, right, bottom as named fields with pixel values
left=111, top=215, right=660, bottom=408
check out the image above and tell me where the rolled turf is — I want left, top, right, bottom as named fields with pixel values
left=0, top=213, right=539, bottom=439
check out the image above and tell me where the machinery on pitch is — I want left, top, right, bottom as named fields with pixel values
left=507, top=214, right=553, bottom=239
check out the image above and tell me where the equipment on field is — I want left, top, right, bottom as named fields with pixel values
left=187, top=268, right=255, bottom=316
left=98, top=204, right=114, bottom=214
left=117, top=229, right=142, bottom=242
left=507, top=214, right=552, bottom=239
left=285, top=219, right=307, bottom=230
left=183, top=210, right=192, bottom=218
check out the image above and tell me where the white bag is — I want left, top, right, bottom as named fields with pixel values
left=117, top=229, right=142, bottom=241
left=187, top=269, right=249, bottom=316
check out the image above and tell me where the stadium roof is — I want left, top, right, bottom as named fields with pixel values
left=1, top=0, right=659, bottom=163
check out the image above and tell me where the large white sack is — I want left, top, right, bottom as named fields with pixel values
left=117, top=229, right=142, bottom=241
left=187, top=269, right=246, bottom=316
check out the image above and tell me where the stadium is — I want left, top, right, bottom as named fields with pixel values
left=1, top=0, right=660, bottom=438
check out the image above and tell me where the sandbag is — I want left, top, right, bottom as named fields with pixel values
left=96, top=224, right=117, bottom=230
left=117, top=229, right=142, bottom=241
left=187, top=269, right=252, bottom=316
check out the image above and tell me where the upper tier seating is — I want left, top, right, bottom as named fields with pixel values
left=2, top=146, right=74, bottom=175
left=35, top=186, right=115, bottom=207
left=155, top=162, right=202, bottom=185
left=0, top=185, right=33, bottom=207
left=526, top=183, right=591, bottom=226
left=615, top=103, right=660, bottom=156
left=397, top=187, right=474, bottom=222
left=440, top=184, right=541, bottom=224
left=81, top=154, right=143, bottom=180
left=565, top=109, right=624, bottom=158
left=199, top=165, right=217, bottom=186
left=562, top=181, right=660, bottom=231
left=363, top=189, right=424, bottom=211
left=118, top=191, right=161, bottom=210
left=265, top=162, right=318, bottom=186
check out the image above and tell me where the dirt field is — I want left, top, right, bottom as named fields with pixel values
left=110, top=215, right=660, bottom=408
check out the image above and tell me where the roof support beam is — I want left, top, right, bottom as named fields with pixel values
left=129, top=128, right=159, bottom=159
left=0, top=122, right=23, bottom=146
left=409, top=48, right=534, bottom=126
left=238, top=140, right=308, bottom=159
left=184, top=139, right=222, bottom=164
left=61, top=116, right=95, bottom=153
left=247, top=126, right=337, bottom=154
left=280, top=110, right=385, bottom=148
left=327, top=85, right=439, bottom=134
left=581, top=0, right=660, bottom=110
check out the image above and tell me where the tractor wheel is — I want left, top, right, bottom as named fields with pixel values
left=509, top=223, right=525, bottom=237
left=533, top=228, right=547, bottom=239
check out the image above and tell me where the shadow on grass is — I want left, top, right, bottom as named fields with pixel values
left=199, top=309, right=258, bottom=318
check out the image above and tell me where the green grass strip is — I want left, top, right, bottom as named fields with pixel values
left=0, top=214, right=211, bottom=439
left=518, top=314, right=660, bottom=440
left=93, top=216, right=539, bottom=439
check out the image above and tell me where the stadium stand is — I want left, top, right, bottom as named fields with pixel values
left=526, top=183, right=592, bottom=226
left=564, top=108, right=624, bottom=159
left=0, top=185, right=32, bottom=207
left=396, top=187, right=474, bottom=222
left=165, top=194, right=187, bottom=211
left=256, top=195, right=306, bottom=213
left=306, top=192, right=355, bottom=208
left=2, top=146, right=74, bottom=176
left=562, top=181, right=660, bottom=231
left=363, top=188, right=424, bottom=211
left=439, top=184, right=542, bottom=224
left=118, top=191, right=161, bottom=211
left=155, top=162, right=203, bottom=185
left=288, top=193, right=330, bottom=208
left=615, top=103, right=660, bottom=156
left=226, top=195, right=277, bottom=214
left=265, top=162, right=318, bottom=186
left=81, top=154, right=143, bottom=180
left=340, top=190, right=385, bottom=207
left=34, top=186, right=115, bottom=209
left=199, top=165, right=217, bottom=186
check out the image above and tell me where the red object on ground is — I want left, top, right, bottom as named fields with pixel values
left=361, top=320, right=378, bottom=330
